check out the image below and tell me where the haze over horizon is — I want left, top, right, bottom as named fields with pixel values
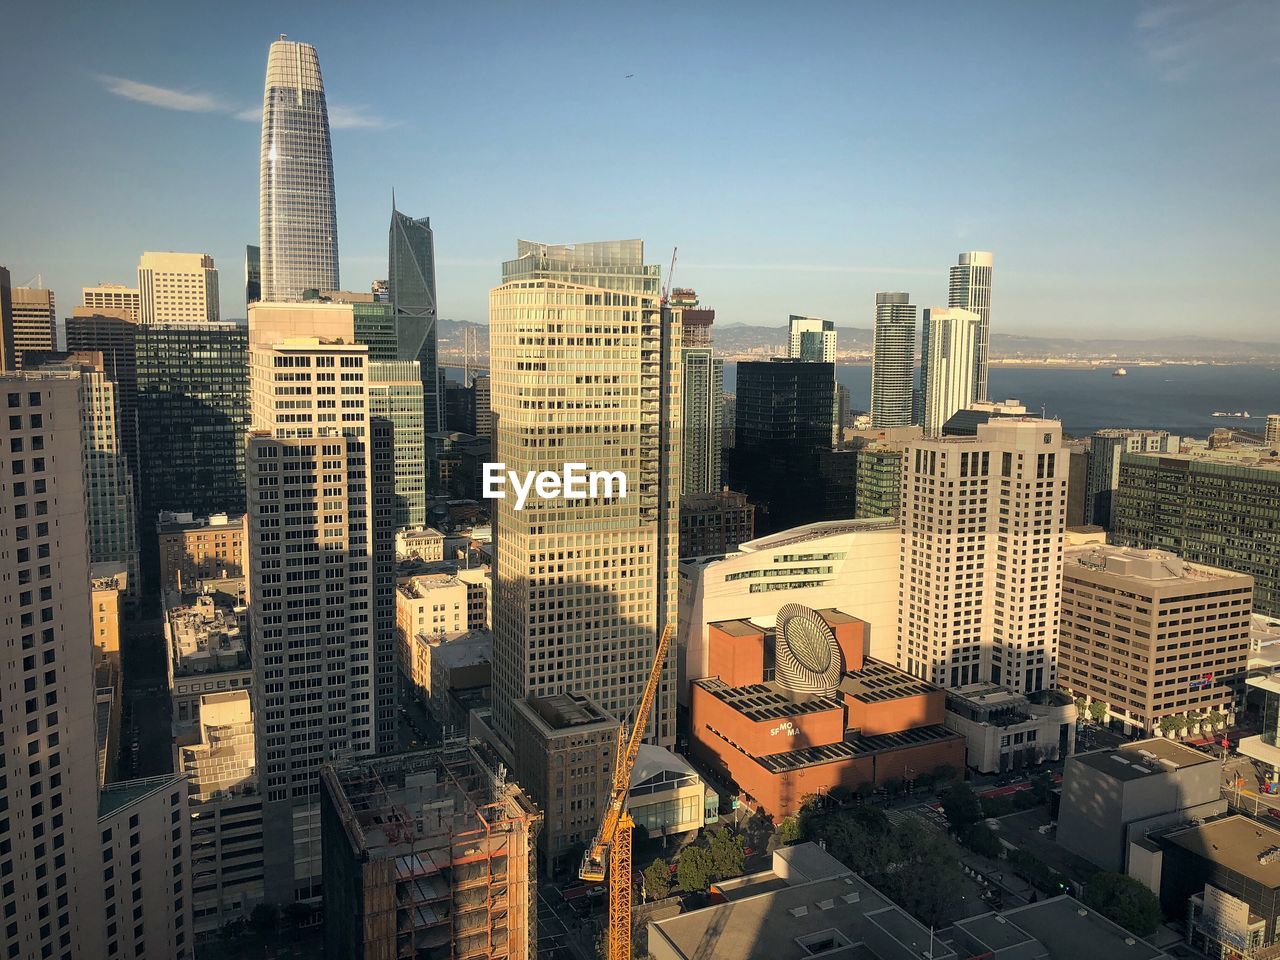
left=1, top=1, right=1276, bottom=338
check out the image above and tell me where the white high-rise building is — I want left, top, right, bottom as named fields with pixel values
left=259, top=37, right=339, bottom=301
left=787, top=314, right=836, bottom=362
left=918, top=307, right=980, bottom=437
left=948, top=251, right=994, bottom=402
left=138, top=251, right=219, bottom=323
left=1266, top=414, right=1280, bottom=448
left=83, top=282, right=141, bottom=323
left=488, top=239, right=681, bottom=748
left=681, top=347, right=723, bottom=494
left=898, top=418, right=1068, bottom=694
left=245, top=302, right=391, bottom=898
left=871, top=292, right=916, bottom=428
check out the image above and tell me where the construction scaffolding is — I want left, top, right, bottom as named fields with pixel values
left=321, top=737, right=541, bottom=960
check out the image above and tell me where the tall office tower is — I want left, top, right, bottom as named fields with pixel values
left=66, top=307, right=141, bottom=482
left=1084, top=428, right=1180, bottom=529
left=488, top=238, right=680, bottom=760
left=258, top=36, right=339, bottom=301
left=470, top=373, right=492, bottom=438
left=899, top=418, right=1069, bottom=694
left=137, top=252, right=219, bottom=323
left=917, top=307, right=980, bottom=437
left=1268, top=415, right=1280, bottom=448
left=787, top=314, right=836, bottom=362
left=681, top=348, right=724, bottom=495
left=83, top=282, right=141, bottom=323
left=948, top=251, right=994, bottom=402
left=728, top=358, right=835, bottom=532
left=870, top=292, right=916, bottom=428
left=246, top=301, right=391, bottom=897
left=136, top=321, right=249, bottom=516
left=6, top=285, right=56, bottom=368
left=27, top=353, right=140, bottom=598
left=0, top=266, right=12, bottom=370
left=1, top=374, right=193, bottom=959
left=368, top=359, right=427, bottom=527
left=1112, top=445, right=1280, bottom=617
left=321, top=288, right=398, bottom=360
left=388, top=205, right=439, bottom=431
left=245, top=244, right=262, bottom=305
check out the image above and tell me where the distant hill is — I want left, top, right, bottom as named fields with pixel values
left=439, top=318, right=1280, bottom=363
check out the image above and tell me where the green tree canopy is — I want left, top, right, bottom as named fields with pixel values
left=1082, top=873, right=1163, bottom=937
left=940, top=783, right=984, bottom=832
left=961, top=823, right=1004, bottom=859
left=1088, top=700, right=1109, bottom=724
left=642, top=858, right=670, bottom=901
left=777, top=815, right=801, bottom=846
left=708, top=828, right=745, bottom=882
left=676, top=846, right=715, bottom=893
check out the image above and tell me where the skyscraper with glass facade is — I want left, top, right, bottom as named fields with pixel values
left=388, top=205, right=439, bottom=431
left=136, top=321, right=249, bottom=516
left=871, top=291, right=916, bottom=428
left=368, top=359, right=427, bottom=527
left=948, top=251, right=994, bottom=402
left=258, top=37, right=339, bottom=301
left=918, top=307, right=980, bottom=437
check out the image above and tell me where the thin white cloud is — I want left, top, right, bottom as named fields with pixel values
left=1136, top=0, right=1279, bottom=82
left=97, top=74, right=236, bottom=114
left=97, top=72, right=391, bottom=131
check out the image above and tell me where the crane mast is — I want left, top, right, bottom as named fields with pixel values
left=579, top=622, right=673, bottom=960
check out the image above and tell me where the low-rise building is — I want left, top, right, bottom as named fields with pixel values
left=396, top=572, right=468, bottom=639
left=944, top=684, right=1076, bottom=774
left=394, top=525, right=446, bottom=562
left=400, top=628, right=493, bottom=729
left=628, top=744, right=711, bottom=839
left=1059, top=545, right=1252, bottom=734
left=165, top=588, right=251, bottom=726
left=319, top=742, right=540, bottom=960
left=1057, top=739, right=1225, bottom=874
left=689, top=606, right=965, bottom=818
left=157, top=511, right=246, bottom=593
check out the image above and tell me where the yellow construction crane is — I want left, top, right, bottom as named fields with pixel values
left=580, top=622, right=673, bottom=960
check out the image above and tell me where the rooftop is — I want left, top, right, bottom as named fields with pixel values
left=423, top=630, right=492, bottom=670
left=1125, top=446, right=1280, bottom=473
left=99, top=773, right=186, bottom=820
left=964, top=897, right=1170, bottom=960
left=1073, top=738, right=1215, bottom=782
left=166, top=591, right=248, bottom=675
left=1065, top=544, right=1247, bottom=585
left=693, top=678, right=843, bottom=723
left=755, top=725, right=962, bottom=774
left=519, top=692, right=618, bottom=733
left=1162, top=815, right=1280, bottom=889
left=839, top=658, right=938, bottom=704
left=737, top=518, right=899, bottom=553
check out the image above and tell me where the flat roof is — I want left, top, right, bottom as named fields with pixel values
left=693, top=678, right=842, bottom=723
left=996, top=897, right=1169, bottom=960
left=840, top=658, right=938, bottom=704
left=756, top=725, right=962, bottom=775
left=708, top=618, right=765, bottom=638
left=1072, top=738, right=1214, bottom=781
left=1163, top=815, right=1280, bottom=890
left=649, top=871, right=939, bottom=960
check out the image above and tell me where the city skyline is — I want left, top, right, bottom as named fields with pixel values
left=2, top=2, right=1277, bottom=337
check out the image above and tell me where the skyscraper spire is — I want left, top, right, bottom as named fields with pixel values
left=258, top=37, right=339, bottom=301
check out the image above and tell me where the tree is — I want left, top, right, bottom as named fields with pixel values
left=777, top=815, right=801, bottom=846
left=1158, top=715, right=1180, bottom=737
left=856, top=781, right=876, bottom=803
left=1088, top=700, right=1109, bottom=725
left=676, top=846, right=715, bottom=893
left=708, top=828, right=745, bottom=881
left=1206, top=710, right=1227, bottom=731
left=931, top=764, right=959, bottom=788
left=250, top=903, right=279, bottom=933
left=1031, top=772, right=1054, bottom=805
left=940, top=783, right=984, bottom=832
left=961, top=823, right=1004, bottom=859
left=1168, top=714, right=1189, bottom=740
left=1074, top=696, right=1089, bottom=717
left=642, top=858, right=670, bottom=901
left=1082, top=873, right=1163, bottom=937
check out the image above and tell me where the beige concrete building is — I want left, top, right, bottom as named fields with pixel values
left=507, top=694, right=620, bottom=874
left=246, top=301, right=394, bottom=898
left=899, top=419, right=1069, bottom=694
left=165, top=589, right=252, bottom=725
left=944, top=684, right=1077, bottom=774
left=157, top=511, right=247, bottom=593
left=1058, top=545, right=1252, bottom=733
left=678, top=519, right=901, bottom=704
left=395, top=525, right=446, bottom=561
left=138, top=251, right=219, bottom=323
left=455, top=565, right=493, bottom=630
left=83, top=282, right=141, bottom=322
left=2, top=373, right=192, bottom=959
left=400, top=627, right=493, bottom=730
left=177, top=690, right=264, bottom=936
left=5, top=285, right=56, bottom=368
left=92, top=567, right=127, bottom=784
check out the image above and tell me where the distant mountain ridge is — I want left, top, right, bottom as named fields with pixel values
left=439, top=318, right=1280, bottom=361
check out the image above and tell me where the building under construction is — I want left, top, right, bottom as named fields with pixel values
left=320, top=740, right=541, bottom=960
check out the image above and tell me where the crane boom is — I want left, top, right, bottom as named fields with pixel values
left=579, top=622, right=673, bottom=959
left=660, top=246, right=678, bottom=304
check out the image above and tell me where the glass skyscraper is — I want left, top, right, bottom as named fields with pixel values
left=948, top=251, right=994, bottom=402
left=870, top=291, right=916, bottom=428
left=388, top=205, right=439, bottom=431
left=258, top=37, right=339, bottom=301
left=136, top=321, right=249, bottom=516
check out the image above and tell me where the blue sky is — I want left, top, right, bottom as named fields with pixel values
left=1, top=1, right=1276, bottom=337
